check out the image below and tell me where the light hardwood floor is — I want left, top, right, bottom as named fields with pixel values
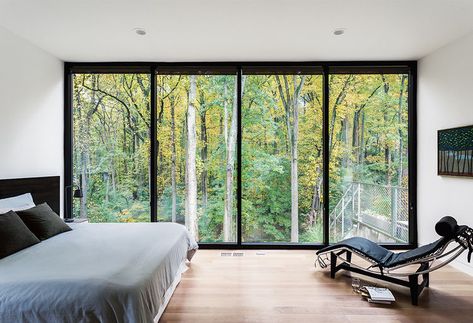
left=161, top=250, right=473, bottom=323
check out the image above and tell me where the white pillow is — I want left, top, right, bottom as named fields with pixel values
left=0, top=193, right=36, bottom=214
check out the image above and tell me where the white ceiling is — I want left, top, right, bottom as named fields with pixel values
left=1, top=0, right=473, bottom=62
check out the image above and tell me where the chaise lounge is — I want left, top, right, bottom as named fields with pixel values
left=315, top=216, right=473, bottom=305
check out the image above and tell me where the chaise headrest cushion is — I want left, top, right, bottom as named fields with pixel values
left=435, top=216, right=458, bottom=238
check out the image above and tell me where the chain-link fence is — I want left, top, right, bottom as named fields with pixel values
left=330, top=182, right=409, bottom=243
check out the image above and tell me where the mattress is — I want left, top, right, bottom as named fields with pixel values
left=0, top=222, right=198, bottom=323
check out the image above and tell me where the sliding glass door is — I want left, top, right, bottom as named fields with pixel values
left=67, top=63, right=415, bottom=247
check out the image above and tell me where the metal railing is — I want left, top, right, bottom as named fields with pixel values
left=329, top=182, right=409, bottom=243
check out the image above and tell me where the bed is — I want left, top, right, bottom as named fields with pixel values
left=0, top=176, right=198, bottom=323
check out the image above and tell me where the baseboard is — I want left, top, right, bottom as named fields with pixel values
left=450, top=258, right=473, bottom=277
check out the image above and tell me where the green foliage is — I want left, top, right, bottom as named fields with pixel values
left=72, top=72, right=409, bottom=243
left=73, top=74, right=151, bottom=223
left=300, top=224, right=324, bottom=243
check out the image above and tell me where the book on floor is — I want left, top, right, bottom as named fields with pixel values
left=364, top=286, right=396, bottom=303
left=367, top=298, right=393, bottom=305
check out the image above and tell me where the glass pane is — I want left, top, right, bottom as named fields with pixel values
left=242, top=74, right=324, bottom=243
left=329, top=74, right=409, bottom=243
left=72, top=74, right=151, bottom=222
left=156, top=74, right=237, bottom=242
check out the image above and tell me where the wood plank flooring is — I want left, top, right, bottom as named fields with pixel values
left=161, top=250, right=473, bottom=323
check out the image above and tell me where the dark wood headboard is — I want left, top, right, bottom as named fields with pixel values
left=0, top=176, right=60, bottom=214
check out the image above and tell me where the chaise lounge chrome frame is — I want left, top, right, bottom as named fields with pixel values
left=315, top=218, right=473, bottom=305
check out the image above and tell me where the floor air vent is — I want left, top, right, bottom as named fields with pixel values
left=220, top=252, right=244, bottom=257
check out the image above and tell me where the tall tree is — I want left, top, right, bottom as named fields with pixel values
left=382, top=75, right=393, bottom=185
left=276, top=75, right=306, bottom=242
left=223, top=76, right=245, bottom=242
left=397, top=75, right=407, bottom=186
left=170, top=95, right=177, bottom=222
left=186, top=75, right=198, bottom=238
left=199, top=91, right=208, bottom=208
left=77, top=74, right=103, bottom=219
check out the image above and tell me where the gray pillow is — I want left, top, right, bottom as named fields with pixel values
left=0, top=211, right=40, bottom=259
left=17, top=203, right=72, bottom=240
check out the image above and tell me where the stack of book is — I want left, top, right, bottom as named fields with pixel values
left=360, top=286, right=396, bottom=304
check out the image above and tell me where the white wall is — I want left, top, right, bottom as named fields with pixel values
left=0, top=26, right=63, bottom=215
left=418, top=32, right=473, bottom=275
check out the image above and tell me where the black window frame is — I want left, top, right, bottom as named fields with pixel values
left=64, top=61, right=417, bottom=250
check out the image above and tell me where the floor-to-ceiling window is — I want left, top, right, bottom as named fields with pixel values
left=66, top=63, right=416, bottom=247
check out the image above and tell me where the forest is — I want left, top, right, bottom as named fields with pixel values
left=72, top=71, right=409, bottom=243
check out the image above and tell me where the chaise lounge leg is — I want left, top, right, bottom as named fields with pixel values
left=409, top=274, right=419, bottom=306
left=423, top=272, right=429, bottom=288
left=346, top=250, right=352, bottom=263
left=330, top=252, right=337, bottom=278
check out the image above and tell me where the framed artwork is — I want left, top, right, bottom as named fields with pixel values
left=438, top=125, right=473, bottom=177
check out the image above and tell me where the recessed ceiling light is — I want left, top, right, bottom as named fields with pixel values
left=133, top=28, right=146, bottom=36
left=333, top=28, right=346, bottom=36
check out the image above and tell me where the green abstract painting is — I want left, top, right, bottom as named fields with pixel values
left=438, top=126, right=473, bottom=177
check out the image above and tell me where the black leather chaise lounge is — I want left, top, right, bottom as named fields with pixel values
left=315, top=216, right=473, bottom=305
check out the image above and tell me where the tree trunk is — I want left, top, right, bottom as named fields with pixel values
left=382, top=75, right=393, bottom=185
left=224, top=76, right=246, bottom=242
left=104, top=172, right=110, bottom=203
left=360, top=111, right=366, bottom=164
left=352, top=110, right=360, bottom=148
left=329, top=75, right=353, bottom=153
left=385, top=147, right=392, bottom=184
left=223, top=79, right=229, bottom=147
left=290, top=76, right=304, bottom=243
left=77, top=81, right=88, bottom=219
left=308, top=169, right=323, bottom=226
left=397, top=75, right=407, bottom=185
left=182, top=112, right=189, bottom=225
left=80, top=153, right=88, bottom=218
left=170, top=97, right=177, bottom=222
left=200, top=105, right=208, bottom=208
left=112, top=162, right=117, bottom=193
left=186, top=76, right=198, bottom=239
left=79, top=74, right=101, bottom=219
left=275, top=75, right=305, bottom=243
left=184, top=128, right=189, bottom=226
left=341, top=117, right=349, bottom=168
